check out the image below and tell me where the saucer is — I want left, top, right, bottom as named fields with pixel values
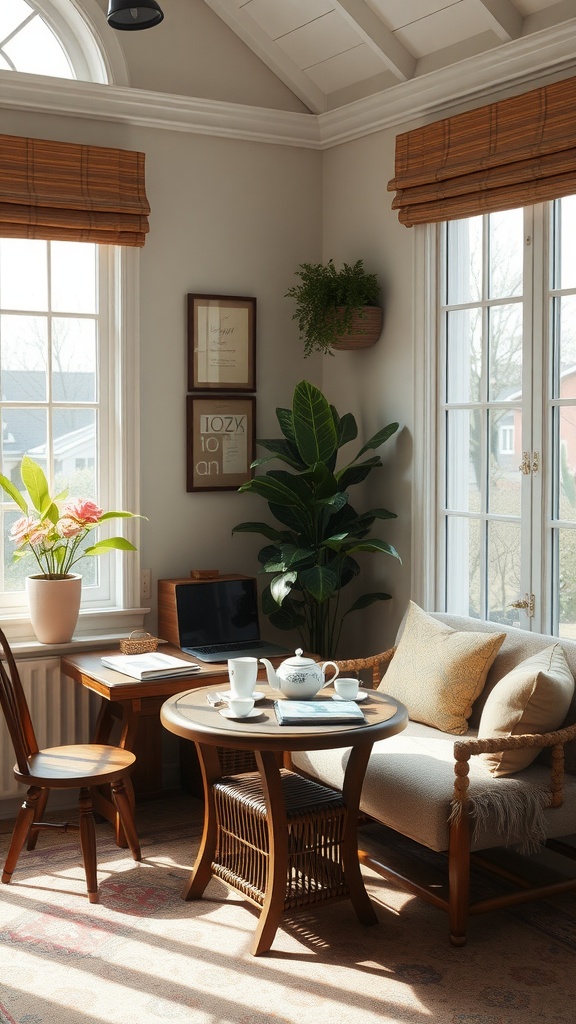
left=219, top=707, right=262, bottom=720
left=332, top=691, right=368, bottom=703
left=223, top=689, right=265, bottom=702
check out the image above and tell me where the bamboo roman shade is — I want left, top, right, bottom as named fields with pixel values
left=388, top=75, right=576, bottom=227
left=0, top=134, right=150, bottom=246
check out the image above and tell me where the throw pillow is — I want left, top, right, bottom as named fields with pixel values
left=378, top=601, right=505, bottom=734
left=478, top=644, right=575, bottom=776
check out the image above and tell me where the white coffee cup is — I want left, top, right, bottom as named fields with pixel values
left=228, top=656, right=258, bottom=698
left=334, top=677, right=359, bottom=700
left=227, top=696, right=255, bottom=718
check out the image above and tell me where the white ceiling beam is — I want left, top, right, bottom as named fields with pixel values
left=475, top=0, right=523, bottom=41
left=200, top=0, right=328, bottom=113
left=333, top=0, right=416, bottom=81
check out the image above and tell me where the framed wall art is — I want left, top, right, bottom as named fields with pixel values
left=187, top=293, right=256, bottom=392
left=186, top=394, right=256, bottom=492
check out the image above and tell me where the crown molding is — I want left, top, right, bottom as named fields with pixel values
left=0, top=20, right=574, bottom=151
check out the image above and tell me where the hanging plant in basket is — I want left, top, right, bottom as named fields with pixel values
left=285, top=258, right=383, bottom=356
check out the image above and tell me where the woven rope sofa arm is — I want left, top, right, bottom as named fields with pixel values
left=335, top=647, right=397, bottom=689
left=452, top=721, right=576, bottom=809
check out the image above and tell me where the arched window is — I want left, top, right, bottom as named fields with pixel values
left=0, top=0, right=127, bottom=85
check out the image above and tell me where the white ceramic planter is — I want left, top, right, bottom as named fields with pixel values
left=25, top=573, right=82, bottom=644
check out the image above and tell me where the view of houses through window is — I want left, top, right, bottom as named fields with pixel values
left=439, top=197, right=576, bottom=637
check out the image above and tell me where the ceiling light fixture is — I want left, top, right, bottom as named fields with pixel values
left=107, top=0, right=164, bottom=31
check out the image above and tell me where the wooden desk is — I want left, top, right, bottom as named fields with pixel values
left=160, top=683, right=408, bottom=955
left=60, top=647, right=276, bottom=844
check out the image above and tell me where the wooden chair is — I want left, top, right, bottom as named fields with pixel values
left=0, top=627, right=141, bottom=902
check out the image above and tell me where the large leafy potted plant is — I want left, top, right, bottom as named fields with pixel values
left=285, top=259, right=382, bottom=357
left=232, top=380, right=400, bottom=658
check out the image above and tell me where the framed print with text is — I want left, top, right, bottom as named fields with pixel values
left=186, top=394, right=256, bottom=492
left=188, top=293, right=256, bottom=392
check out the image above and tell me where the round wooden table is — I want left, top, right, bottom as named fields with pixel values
left=161, top=682, right=407, bottom=955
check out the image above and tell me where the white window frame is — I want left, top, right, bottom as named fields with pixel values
left=1, top=246, right=143, bottom=645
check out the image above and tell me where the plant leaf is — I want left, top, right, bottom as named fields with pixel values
left=336, top=411, right=358, bottom=448
left=276, top=407, right=296, bottom=444
left=0, top=472, right=28, bottom=514
left=254, top=438, right=304, bottom=470
left=21, top=455, right=51, bottom=516
left=345, top=538, right=401, bottom=560
left=84, top=538, right=137, bottom=555
left=355, top=421, right=399, bottom=459
left=270, top=571, right=297, bottom=605
left=293, top=380, right=338, bottom=466
left=232, top=521, right=287, bottom=541
left=300, top=565, right=338, bottom=602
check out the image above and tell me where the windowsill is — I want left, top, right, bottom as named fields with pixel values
left=2, top=605, right=151, bottom=656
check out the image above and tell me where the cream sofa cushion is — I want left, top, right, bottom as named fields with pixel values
left=379, top=601, right=505, bottom=735
left=478, top=644, right=575, bottom=776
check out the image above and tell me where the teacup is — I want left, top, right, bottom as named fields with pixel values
left=334, top=676, right=359, bottom=700
left=228, top=656, right=258, bottom=698
left=227, top=696, right=255, bottom=718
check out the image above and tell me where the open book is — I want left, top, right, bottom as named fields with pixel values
left=274, top=699, right=365, bottom=726
left=100, top=652, right=201, bottom=680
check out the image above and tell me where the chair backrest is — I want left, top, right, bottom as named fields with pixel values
left=0, top=627, right=39, bottom=772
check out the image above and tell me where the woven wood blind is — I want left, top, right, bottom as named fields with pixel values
left=388, top=75, right=576, bottom=227
left=0, top=134, right=150, bottom=246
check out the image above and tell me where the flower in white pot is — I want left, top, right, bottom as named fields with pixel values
left=0, top=455, right=141, bottom=642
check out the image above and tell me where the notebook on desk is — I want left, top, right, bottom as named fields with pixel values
left=176, top=576, right=292, bottom=663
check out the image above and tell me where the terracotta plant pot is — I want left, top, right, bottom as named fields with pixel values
left=25, top=573, right=82, bottom=644
left=331, top=306, right=383, bottom=350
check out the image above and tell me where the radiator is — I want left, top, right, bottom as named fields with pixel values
left=0, top=657, right=93, bottom=801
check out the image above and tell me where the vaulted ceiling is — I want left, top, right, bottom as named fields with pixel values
left=202, top=1, right=576, bottom=113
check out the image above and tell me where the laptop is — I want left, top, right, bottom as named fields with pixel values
left=176, top=577, right=292, bottom=663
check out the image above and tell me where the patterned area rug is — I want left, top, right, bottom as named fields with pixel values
left=0, top=792, right=575, bottom=1024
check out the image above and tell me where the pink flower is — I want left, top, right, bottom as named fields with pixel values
left=62, top=498, right=104, bottom=526
left=10, top=516, right=52, bottom=548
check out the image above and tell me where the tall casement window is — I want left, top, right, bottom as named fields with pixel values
left=438, top=197, right=576, bottom=636
left=388, top=75, right=576, bottom=637
left=0, top=2, right=146, bottom=640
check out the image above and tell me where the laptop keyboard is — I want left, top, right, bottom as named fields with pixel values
left=192, top=639, right=267, bottom=656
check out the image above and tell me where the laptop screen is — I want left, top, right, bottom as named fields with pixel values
left=175, top=578, right=261, bottom=648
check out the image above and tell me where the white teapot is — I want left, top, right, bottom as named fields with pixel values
left=260, top=648, right=339, bottom=700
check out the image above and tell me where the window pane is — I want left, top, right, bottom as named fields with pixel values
left=446, top=410, right=482, bottom=512
left=559, top=195, right=576, bottom=290
left=52, top=243, right=97, bottom=314
left=556, top=295, right=576, bottom=385
left=557, top=530, right=576, bottom=638
left=488, top=304, right=523, bottom=400
left=557, top=408, right=576, bottom=517
left=53, top=408, right=97, bottom=498
left=488, top=209, right=523, bottom=299
left=446, top=217, right=482, bottom=305
left=1, top=314, right=48, bottom=400
left=4, top=17, right=72, bottom=78
left=489, top=409, right=521, bottom=516
left=446, top=308, right=481, bottom=403
left=0, top=1, right=33, bottom=40
left=0, top=239, right=48, bottom=310
left=487, top=520, right=521, bottom=624
left=52, top=318, right=97, bottom=401
left=446, top=516, right=481, bottom=618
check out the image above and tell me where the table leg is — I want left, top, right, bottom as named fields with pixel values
left=341, top=742, right=378, bottom=926
left=250, top=749, right=289, bottom=956
left=90, top=697, right=140, bottom=848
left=182, top=744, right=222, bottom=901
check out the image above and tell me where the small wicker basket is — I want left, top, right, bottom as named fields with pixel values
left=119, top=630, right=159, bottom=655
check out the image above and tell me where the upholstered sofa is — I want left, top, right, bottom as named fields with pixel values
left=289, top=605, right=576, bottom=945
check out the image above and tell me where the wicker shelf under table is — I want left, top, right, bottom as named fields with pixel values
left=212, top=768, right=349, bottom=911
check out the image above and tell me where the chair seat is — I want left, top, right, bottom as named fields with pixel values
left=15, top=743, right=137, bottom=789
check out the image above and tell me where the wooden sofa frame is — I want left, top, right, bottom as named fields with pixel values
left=321, top=647, right=576, bottom=945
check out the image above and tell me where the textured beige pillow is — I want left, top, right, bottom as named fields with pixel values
left=378, top=602, right=505, bottom=734
left=478, top=644, right=575, bottom=776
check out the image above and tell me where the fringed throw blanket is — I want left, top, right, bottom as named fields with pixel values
left=449, top=780, right=552, bottom=854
